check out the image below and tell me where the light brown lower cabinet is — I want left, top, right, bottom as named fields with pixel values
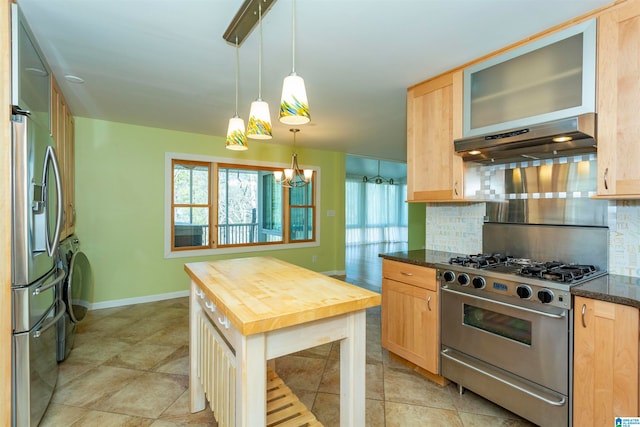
left=381, top=259, right=443, bottom=382
left=573, top=296, right=639, bottom=426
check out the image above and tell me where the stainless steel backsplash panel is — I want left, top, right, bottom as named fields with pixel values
left=485, top=198, right=607, bottom=226
left=483, top=223, right=609, bottom=270
left=465, top=154, right=608, bottom=226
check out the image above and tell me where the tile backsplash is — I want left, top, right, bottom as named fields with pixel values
left=425, top=200, right=640, bottom=278
left=609, top=200, right=640, bottom=277
left=425, top=203, right=484, bottom=255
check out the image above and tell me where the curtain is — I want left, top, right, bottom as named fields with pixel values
left=345, top=177, right=408, bottom=245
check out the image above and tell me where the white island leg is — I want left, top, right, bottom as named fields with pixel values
left=189, top=282, right=206, bottom=413
left=340, top=310, right=367, bottom=427
left=236, top=332, right=267, bottom=427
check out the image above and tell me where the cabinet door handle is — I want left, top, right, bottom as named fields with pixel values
left=604, top=168, right=609, bottom=190
left=427, top=295, right=432, bottom=311
left=400, top=271, right=414, bottom=277
left=581, top=303, right=587, bottom=328
left=454, top=181, right=459, bottom=196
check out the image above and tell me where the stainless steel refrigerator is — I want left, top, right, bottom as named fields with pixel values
left=11, top=4, right=66, bottom=426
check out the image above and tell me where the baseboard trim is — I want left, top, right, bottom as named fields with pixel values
left=90, top=290, right=190, bottom=310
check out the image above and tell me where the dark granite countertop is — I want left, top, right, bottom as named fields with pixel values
left=378, top=249, right=464, bottom=269
left=571, top=274, right=640, bottom=309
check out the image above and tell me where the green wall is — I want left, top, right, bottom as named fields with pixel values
left=74, top=118, right=346, bottom=304
left=407, top=202, right=426, bottom=250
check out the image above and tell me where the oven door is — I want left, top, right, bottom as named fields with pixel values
left=440, top=286, right=569, bottom=394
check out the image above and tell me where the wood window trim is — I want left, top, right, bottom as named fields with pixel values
left=171, top=159, right=213, bottom=251
left=168, top=156, right=318, bottom=255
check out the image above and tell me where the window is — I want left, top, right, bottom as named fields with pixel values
left=345, top=177, right=407, bottom=245
left=166, top=154, right=318, bottom=257
left=172, top=160, right=211, bottom=250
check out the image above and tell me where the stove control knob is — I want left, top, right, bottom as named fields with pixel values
left=442, top=271, right=455, bottom=283
left=538, top=289, right=554, bottom=304
left=457, top=273, right=470, bottom=286
left=472, top=277, right=486, bottom=289
left=516, top=285, right=532, bottom=299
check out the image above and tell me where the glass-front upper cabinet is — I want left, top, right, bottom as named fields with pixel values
left=463, top=19, right=596, bottom=138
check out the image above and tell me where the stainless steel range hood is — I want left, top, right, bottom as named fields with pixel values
left=455, top=113, right=596, bottom=163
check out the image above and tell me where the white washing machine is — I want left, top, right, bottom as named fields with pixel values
left=57, top=235, right=92, bottom=362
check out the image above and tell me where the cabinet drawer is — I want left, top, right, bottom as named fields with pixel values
left=193, top=285, right=238, bottom=350
left=382, top=259, right=436, bottom=291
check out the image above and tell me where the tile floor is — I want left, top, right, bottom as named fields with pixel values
left=41, top=299, right=536, bottom=426
left=40, top=244, right=537, bottom=426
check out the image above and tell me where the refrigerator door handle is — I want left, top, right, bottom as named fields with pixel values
left=34, top=301, right=66, bottom=339
left=43, top=145, right=63, bottom=256
left=32, top=268, right=65, bottom=296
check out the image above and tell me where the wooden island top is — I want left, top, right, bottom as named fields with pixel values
left=184, top=256, right=381, bottom=336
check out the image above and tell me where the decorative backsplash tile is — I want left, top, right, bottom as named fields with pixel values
left=425, top=203, right=484, bottom=254
left=424, top=200, right=640, bottom=278
left=609, top=200, right=640, bottom=278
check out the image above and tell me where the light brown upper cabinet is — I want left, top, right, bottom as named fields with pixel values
left=50, top=75, right=75, bottom=240
left=596, top=0, right=640, bottom=198
left=406, top=71, right=464, bottom=202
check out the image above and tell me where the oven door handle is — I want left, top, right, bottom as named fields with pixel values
left=441, top=348, right=567, bottom=407
left=441, top=287, right=566, bottom=319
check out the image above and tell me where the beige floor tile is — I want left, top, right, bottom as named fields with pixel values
left=273, top=354, right=327, bottom=392
left=384, top=366, right=456, bottom=410
left=39, top=403, right=90, bottom=426
left=78, top=314, right=135, bottom=334
left=68, top=335, right=133, bottom=365
left=89, top=372, right=188, bottom=419
left=312, top=392, right=386, bottom=427
left=140, top=323, right=190, bottom=347
left=154, top=345, right=190, bottom=375
left=318, top=358, right=384, bottom=400
left=458, top=411, right=538, bottom=427
left=385, top=401, right=464, bottom=427
left=69, top=410, right=154, bottom=426
left=51, top=365, right=144, bottom=407
left=103, top=342, right=180, bottom=371
left=56, top=359, right=97, bottom=387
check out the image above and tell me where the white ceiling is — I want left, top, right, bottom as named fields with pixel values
left=18, top=0, right=612, bottom=164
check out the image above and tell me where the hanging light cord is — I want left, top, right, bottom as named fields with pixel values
left=258, top=1, right=263, bottom=99
left=291, top=0, right=296, bottom=74
left=234, top=37, right=239, bottom=116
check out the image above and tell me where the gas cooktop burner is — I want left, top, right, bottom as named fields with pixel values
left=518, top=263, right=597, bottom=283
left=448, top=254, right=602, bottom=284
left=449, top=253, right=509, bottom=268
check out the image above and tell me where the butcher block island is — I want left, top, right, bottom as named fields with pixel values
left=185, top=257, right=381, bottom=427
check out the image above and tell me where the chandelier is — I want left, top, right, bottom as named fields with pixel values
left=274, top=128, right=313, bottom=188
left=363, top=160, right=394, bottom=185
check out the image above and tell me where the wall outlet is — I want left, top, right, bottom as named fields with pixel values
left=312, top=255, right=317, bottom=263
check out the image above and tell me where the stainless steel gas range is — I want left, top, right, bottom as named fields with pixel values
left=437, top=223, right=609, bottom=427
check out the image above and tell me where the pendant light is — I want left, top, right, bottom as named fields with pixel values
left=247, top=1, right=272, bottom=140
left=226, top=37, right=248, bottom=150
left=274, top=128, right=313, bottom=187
left=279, top=0, right=310, bottom=125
